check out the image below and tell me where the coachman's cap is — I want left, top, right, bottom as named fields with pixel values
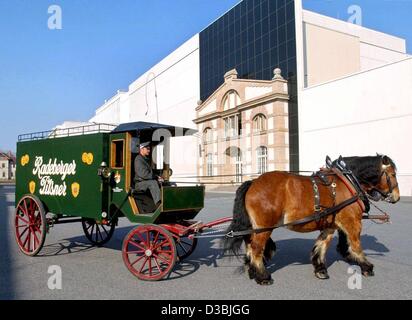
left=139, top=141, right=151, bottom=149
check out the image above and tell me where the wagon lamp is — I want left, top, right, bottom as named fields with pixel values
left=98, top=162, right=111, bottom=179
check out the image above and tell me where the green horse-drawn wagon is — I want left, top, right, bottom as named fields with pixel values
left=14, top=122, right=217, bottom=281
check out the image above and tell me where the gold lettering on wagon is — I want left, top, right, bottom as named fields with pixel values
left=32, top=156, right=77, bottom=197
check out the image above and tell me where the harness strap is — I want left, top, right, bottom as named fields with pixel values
left=226, top=195, right=360, bottom=238
left=311, top=178, right=321, bottom=212
left=331, top=168, right=369, bottom=213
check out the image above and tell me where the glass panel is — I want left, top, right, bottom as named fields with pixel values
left=199, top=0, right=299, bottom=170
left=111, top=140, right=124, bottom=168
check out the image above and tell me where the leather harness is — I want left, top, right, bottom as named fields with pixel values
left=226, top=167, right=370, bottom=239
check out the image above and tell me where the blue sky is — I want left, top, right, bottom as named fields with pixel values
left=0, top=0, right=411, bottom=152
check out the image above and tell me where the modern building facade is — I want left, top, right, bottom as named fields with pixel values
left=85, top=0, right=411, bottom=194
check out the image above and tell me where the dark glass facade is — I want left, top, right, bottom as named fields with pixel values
left=199, top=0, right=299, bottom=170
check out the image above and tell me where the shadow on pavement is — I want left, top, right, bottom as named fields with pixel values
left=266, top=234, right=389, bottom=275
left=0, top=185, right=16, bottom=299
left=30, top=222, right=390, bottom=281
left=37, top=239, right=96, bottom=257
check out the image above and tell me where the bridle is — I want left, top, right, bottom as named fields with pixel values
left=371, top=165, right=399, bottom=202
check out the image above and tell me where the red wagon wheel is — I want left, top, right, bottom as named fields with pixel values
left=122, top=224, right=177, bottom=281
left=14, top=195, right=46, bottom=256
left=81, top=218, right=115, bottom=246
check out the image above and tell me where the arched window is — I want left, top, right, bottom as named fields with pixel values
left=223, top=90, right=240, bottom=111
left=225, top=147, right=243, bottom=183
left=207, top=153, right=213, bottom=177
left=253, top=114, right=267, bottom=133
left=203, top=128, right=213, bottom=144
left=256, top=146, right=268, bottom=174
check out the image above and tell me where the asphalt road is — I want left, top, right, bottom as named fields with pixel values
left=1, top=184, right=412, bottom=300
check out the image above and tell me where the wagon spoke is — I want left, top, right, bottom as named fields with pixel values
left=23, top=199, right=29, bottom=218
left=126, top=250, right=144, bottom=255
left=101, top=225, right=109, bottom=237
left=147, top=230, right=151, bottom=247
left=18, top=205, right=27, bottom=217
left=22, top=229, right=30, bottom=248
left=33, top=225, right=42, bottom=234
left=139, top=257, right=149, bottom=273
left=151, top=239, right=169, bottom=251
left=130, top=254, right=146, bottom=267
left=148, top=257, right=152, bottom=276
left=153, top=257, right=162, bottom=273
left=179, top=240, right=192, bottom=246
left=90, top=224, right=95, bottom=240
left=152, top=231, right=160, bottom=249
left=152, top=252, right=171, bottom=265
left=156, top=249, right=173, bottom=255
left=128, top=239, right=146, bottom=251
left=96, top=225, right=102, bottom=242
left=177, top=242, right=189, bottom=254
left=18, top=226, right=29, bottom=240
left=29, top=199, right=35, bottom=217
left=33, top=230, right=40, bottom=247
left=29, top=231, right=34, bottom=252
left=25, top=230, right=31, bottom=252
left=17, top=215, right=29, bottom=225
left=134, top=231, right=147, bottom=246
left=86, top=222, right=93, bottom=231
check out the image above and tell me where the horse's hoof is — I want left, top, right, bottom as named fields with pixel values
left=257, top=278, right=274, bottom=286
left=362, top=270, right=375, bottom=277
left=315, top=270, right=330, bottom=280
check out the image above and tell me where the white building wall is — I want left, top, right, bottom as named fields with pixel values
left=90, top=35, right=201, bottom=177
left=299, top=57, right=412, bottom=196
left=302, top=9, right=408, bottom=87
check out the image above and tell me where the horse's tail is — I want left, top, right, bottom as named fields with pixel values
left=224, top=180, right=253, bottom=255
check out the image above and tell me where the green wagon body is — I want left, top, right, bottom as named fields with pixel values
left=16, top=133, right=110, bottom=220
left=15, top=123, right=204, bottom=224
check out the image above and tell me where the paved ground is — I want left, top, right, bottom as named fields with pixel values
left=1, top=184, right=412, bottom=300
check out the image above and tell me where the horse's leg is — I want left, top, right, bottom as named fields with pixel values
left=244, top=236, right=253, bottom=277
left=336, top=229, right=350, bottom=260
left=338, top=221, right=374, bottom=277
left=249, top=232, right=273, bottom=285
left=311, top=228, right=335, bottom=280
left=264, top=237, right=277, bottom=264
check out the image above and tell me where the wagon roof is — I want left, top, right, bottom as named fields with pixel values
left=112, top=121, right=197, bottom=135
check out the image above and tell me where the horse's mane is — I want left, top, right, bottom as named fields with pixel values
left=340, top=155, right=397, bottom=185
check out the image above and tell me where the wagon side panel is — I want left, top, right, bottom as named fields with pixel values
left=15, top=133, right=109, bottom=220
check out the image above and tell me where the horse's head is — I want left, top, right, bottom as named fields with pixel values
left=374, top=155, right=400, bottom=203
left=341, top=155, right=400, bottom=203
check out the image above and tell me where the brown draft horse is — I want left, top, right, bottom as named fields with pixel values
left=224, top=155, right=400, bottom=285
